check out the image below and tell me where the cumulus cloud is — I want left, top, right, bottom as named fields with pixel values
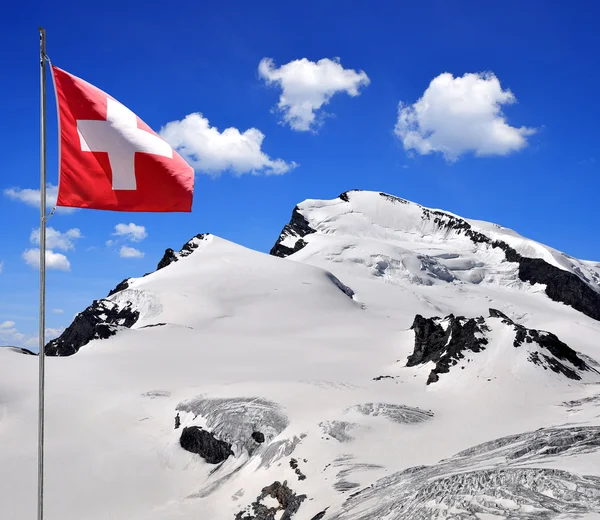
left=3, top=184, right=75, bottom=213
left=30, top=227, right=82, bottom=251
left=395, top=72, right=535, bottom=161
left=120, top=246, right=144, bottom=259
left=113, top=223, right=147, bottom=242
left=160, top=114, right=296, bottom=176
left=259, top=57, right=370, bottom=132
left=52, top=308, right=64, bottom=314
left=22, top=248, right=71, bottom=271
left=0, top=321, right=15, bottom=329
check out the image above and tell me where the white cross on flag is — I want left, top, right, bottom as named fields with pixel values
left=52, top=66, right=194, bottom=212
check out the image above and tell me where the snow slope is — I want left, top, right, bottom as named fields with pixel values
left=1, top=191, right=600, bottom=520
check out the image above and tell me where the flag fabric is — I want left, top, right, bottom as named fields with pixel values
left=51, top=66, right=194, bottom=212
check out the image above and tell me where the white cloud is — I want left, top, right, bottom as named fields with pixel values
left=395, top=72, right=535, bottom=161
left=120, top=246, right=144, bottom=259
left=22, top=249, right=71, bottom=271
left=113, top=223, right=147, bottom=242
left=259, top=57, right=370, bottom=132
left=52, top=308, right=64, bottom=314
left=0, top=321, right=25, bottom=346
left=31, top=227, right=82, bottom=251
left=160, top=113, right=297, bottom=176
left=0, top=261, right=3, bottom=274
left=3, top=184, right=76, bottom=213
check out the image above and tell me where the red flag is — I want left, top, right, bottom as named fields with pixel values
left=51, top=66, right=194, bottom=212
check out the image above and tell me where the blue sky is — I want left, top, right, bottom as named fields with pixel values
left=0, top=0, right=598, bottom=347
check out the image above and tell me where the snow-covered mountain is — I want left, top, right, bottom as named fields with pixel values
left=2, top=190, right=600, bottom=520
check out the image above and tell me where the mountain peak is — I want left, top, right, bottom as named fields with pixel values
left=271, top=190, right=600, bottom=322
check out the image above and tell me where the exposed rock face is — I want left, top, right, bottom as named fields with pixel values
left=235, top=481, right=307, bottom=520
left=157, top=234, right=209, bottom=270
left=490, top=308, right=596, bottom=380
left=501, top=244, right=600, bottom=322
left=179, top=426, right=233, bottom=464
left=270, top=207, right=316, bottom=258
left=106, top=278, right=132, bottom=297
left=45, top=300, right=139, bottom=356
left=408, top=311, right=598, bottom=384
left=251, top=431, right=265, bottom=444
left=408, top=314, right=490, bottom=384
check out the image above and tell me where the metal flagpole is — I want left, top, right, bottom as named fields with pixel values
left=38, top=26, right=47, bottom=520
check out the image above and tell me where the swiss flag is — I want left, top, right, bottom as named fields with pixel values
left=51, top=66, right=194, bottom=212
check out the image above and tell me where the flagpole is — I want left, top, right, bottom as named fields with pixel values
left=38, top=26, right=47, bottom=520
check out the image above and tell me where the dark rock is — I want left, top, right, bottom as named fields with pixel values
left=373, top=375, right=395, bottom=381
left=157, top=234, right=208, bottom=270
left=45, top=300, right=139, bottom=356
left=139, top=323, right=167, bottom=329
left=235, top=480, right=307, bottom=520
left=514, top=324, right=592, bottom=380
left=252, top=431, right=265, bottom=444
left=157, top=248, right=178, bottom=270
left=409, top=311, right=598, bottom=383
left=488, top=308, right=512, bottom=322
left=310, top=510, right=328, bottom=520
left=378, top=192, right=410, bottom=205
left=106, top=278, right=131, bottom=297
left=179, top=426, right=233, bottom=464
left=269, top=207, right=316, bottom=258
left=408, top=314, right=490, bottom=384
left=289, top=458, right=307, bottom=480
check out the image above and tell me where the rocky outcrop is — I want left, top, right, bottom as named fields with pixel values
left=491, top=308, right=596, bottom=380
left=270, top=207, right=316, bottom=258
left=157, top=234, right=209, bottom=270
left=408, top=314, right=490, bottom=384
left=235, top=481, right=307, bottom=520
left=408, top=311, right=598, bottom=384
left=179, top=426, right=233, bottom=464
left=45, top=300, right=139, bottom=356
left=106, top=278, right=132, bottom=297
left=251, top=431, right=265, bottom=444
left=500, top=243, right=600, bottom=322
